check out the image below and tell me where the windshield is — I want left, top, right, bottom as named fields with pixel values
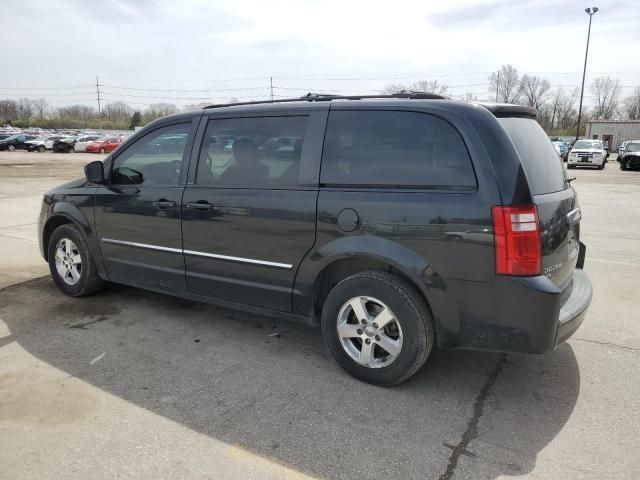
left=626, top=143, right=640, bottom=152
left=573, top=140, right=602, bottom=150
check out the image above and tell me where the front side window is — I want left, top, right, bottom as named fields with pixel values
left=320, top=110, right=476, bottom=188
left=111, top=123, right=191, bottom=185
left=196, top=116, right=308, bottom=187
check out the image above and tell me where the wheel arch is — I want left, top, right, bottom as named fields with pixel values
left=42, top=202, right=93, bottom=261
left=293, top=238, right=447, bottom=343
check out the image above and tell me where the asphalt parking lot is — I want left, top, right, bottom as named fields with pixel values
left=1, top=151, right=639, bottom=479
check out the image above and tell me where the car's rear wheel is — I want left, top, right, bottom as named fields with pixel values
left=321, top=271, right=434, bottom=386
left=48, top=223, right=104, bottom=296
left=38, top=145, right=45, bottom=152
left=99, top=147, right=106, bottom=154
left=7, top=144, right=15, bottom=152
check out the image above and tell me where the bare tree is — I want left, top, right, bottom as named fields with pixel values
left=591, top=76, right=621, bottom=119
left=16, top=98, right=33, bottom=121
left=520, top=75, right=551, bottom=110
left=0, top=99, right=19, bottom=123
left=621, top=86, right=640, bottom=120
left=143, top=103, right=179, bottom=123
left=32, top=98, right=49, bottom=119
left=460, top=92, right=478, bottom=101
left=488, top=65, right=522, bottom=103
left=381, top=80, right=448, bottom=96
left=103, top=102, right=132, bottom=123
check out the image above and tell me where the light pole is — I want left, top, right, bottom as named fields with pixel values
left=575, top=7, right=598, bottom=142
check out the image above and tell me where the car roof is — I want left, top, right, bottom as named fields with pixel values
left=191, top=94, right=538, bottom=119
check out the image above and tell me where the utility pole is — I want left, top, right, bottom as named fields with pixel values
left=96, top=75, right=102, bottom=116
left=495, top=71, right=500, bottom=102
left=270, top=76, right=274, bottom=101
left=576, top=7, right=599, bottom=142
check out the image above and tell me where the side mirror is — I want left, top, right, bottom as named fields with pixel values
left=84, top=160, right=105, bottom=184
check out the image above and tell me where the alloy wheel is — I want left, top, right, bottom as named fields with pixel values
left=54, top=238, right=82, bottom=285
left=336, top=296, right=403, bottom=368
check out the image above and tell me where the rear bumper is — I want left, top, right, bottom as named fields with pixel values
left=436, top=267, right=592, bottom=354
left=555, top=268, right=592, bottom=347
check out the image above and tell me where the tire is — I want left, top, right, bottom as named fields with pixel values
left=99, top=148, right=106, bottom=154
left=597, top=163, right=604, bottom=170
left=567, top=164, right=575, bottom=169
left=321, top=271, right=434, bottom=386
left=38, top=145, right=45, bottom=152
left=7, top=144, right=15, bottom=152
left=620, top=161, right=628, bottom=171
left=48, top=223, right=104, bottom=297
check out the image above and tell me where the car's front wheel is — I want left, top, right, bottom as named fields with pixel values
left=321, top=271, right=434, bottom=386
left=38, top=145, right=45, bottom=152
left=48, top=223, right=104, bottom=296
left=7, top=144, right=15, bottom=152
left=99, top=148, right=106, bottom=154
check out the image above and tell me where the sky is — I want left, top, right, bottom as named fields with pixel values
left=1, top=0, right=639, bottom=109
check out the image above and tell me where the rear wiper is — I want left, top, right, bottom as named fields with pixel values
left=567, top=177, right=576, bottom=183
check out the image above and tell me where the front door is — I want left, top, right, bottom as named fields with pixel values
left=94, top=121, right=195, bottom=290
left=181, top=113, right=322, bottom=311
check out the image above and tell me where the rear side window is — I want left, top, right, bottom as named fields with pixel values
left=498, top=118, right=567, bottom=195
left=320, top=110, right=476, bottom=188
left=196, top=116, right=308, bottom=187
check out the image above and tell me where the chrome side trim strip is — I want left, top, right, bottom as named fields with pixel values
left=183, top=250, right=293, bottom=270
left=101, top=238, right=183, bottom=254
left=101, top=238, right=292, bottom=270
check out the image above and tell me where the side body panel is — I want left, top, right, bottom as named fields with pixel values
left=181, top=106, right=327, bottom=312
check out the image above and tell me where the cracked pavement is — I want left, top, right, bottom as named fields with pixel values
left=1, top=151, right=639, bottom=479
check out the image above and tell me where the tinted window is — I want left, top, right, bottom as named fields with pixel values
left=196, top=116, right=308, bottom=187
left=111, top=123, right=190, bottom=185
left=320, top=111, right=476, bottom=188
left=498, top=118, right=567, bottom=195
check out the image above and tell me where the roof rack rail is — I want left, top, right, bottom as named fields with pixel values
left=202, top=91, right=446, bottom=109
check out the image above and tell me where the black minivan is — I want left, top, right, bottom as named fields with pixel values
left=38, top=94, right=592, bottom=385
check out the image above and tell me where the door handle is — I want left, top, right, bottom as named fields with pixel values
left=152, top=200, right=177, bottom=209
left=185, top=201, right=214, bottom=211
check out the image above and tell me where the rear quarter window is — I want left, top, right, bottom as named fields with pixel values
left=320, top=110, right=476, bottom=188
left=498, top=118, right=567, bottom=195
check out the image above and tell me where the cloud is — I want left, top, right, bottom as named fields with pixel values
left=0, top=0, right=638, bottom=107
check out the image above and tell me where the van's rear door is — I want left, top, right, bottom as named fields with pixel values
left=498, top=117, right=579, bottom=290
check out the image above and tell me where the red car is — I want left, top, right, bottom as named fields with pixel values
left=85, top=137, right=123, bottom=154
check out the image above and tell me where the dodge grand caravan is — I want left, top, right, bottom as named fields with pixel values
left=37, top=93, right=593, bottom=386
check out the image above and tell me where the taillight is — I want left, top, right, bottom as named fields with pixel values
left=492, top=205, right=541, bottom=276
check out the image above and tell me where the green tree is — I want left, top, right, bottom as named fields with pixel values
left=129, top=111, right=142, bottom=130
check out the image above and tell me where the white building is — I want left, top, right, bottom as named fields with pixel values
left=586, top=120, right=640, bottom=150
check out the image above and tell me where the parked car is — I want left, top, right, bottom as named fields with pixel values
left=73, top=135, right=103, bottom=152
left=85, top=137, right=123, bottom=154
left=0, top=134, right=37, bottom=151
left=567, top=139, right=606, bottom=169
left=618, top=141, right=640, bottom=170
left=0, top=133, right=13, bottom=142
left=37, top=94, right=592, bottom=386
left=25, top=135, right=63, bottom=152
left=552, top=141, right=569, bottom=162
left=618, top=140, right=632, bottom=157
left=52, top=137, right=76, bottom=153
